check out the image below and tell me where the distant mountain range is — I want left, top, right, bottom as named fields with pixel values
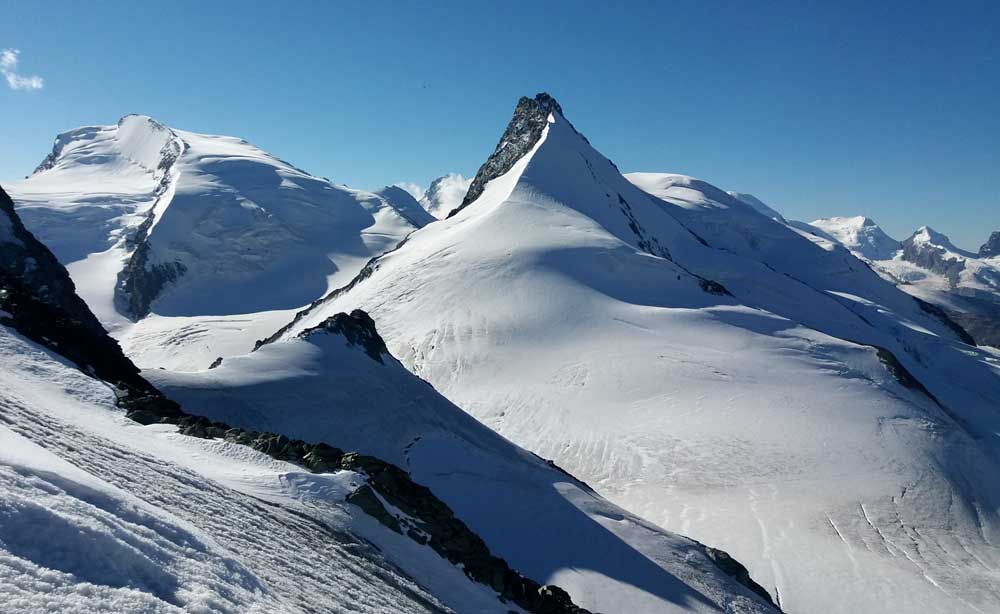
left=807, top=216, right=1000, bottom=346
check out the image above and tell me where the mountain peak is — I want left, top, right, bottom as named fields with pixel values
left=449, top=93, right=565, bottom=217
left=908, top=225, right=952, bottom=247
left=810, top=215, right=901, bottom=260
left=33, top=113, right=182, bottom=178
left=979, top=231, right=1000, bottom=258
left=523, top=91, right=563, bottom=117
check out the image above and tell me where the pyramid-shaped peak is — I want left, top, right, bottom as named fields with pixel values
left=910, top=225, right=950, bottom=244
left=450, top=92, right=567, bottom=217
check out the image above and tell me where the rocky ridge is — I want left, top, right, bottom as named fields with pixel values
left=451, top=93, right=565, bottom=217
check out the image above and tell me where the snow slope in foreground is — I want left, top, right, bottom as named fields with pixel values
left=0, top=324, right=519, bottom=613
left=273, top=95, right=1000, bottom=613
left=149, top=313, right=776, bottom=614
left=8, top=115, right=427, bottom=370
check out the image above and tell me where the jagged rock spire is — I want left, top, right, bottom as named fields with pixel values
left=449, top=93, right=564, bottom=217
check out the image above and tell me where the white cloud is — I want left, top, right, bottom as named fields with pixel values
left=394, top=182, right=425, bottom=201
left=1, top=48, right=44, bottom=91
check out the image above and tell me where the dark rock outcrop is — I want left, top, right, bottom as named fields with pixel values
left=298, top=309, right=389, bottom=363
left=0, top=185, right=161, bottom=399
left=979, top=232, right=1000, bottom=258
left=116, top=216, right=187, bottom=320
left=450, top=93, right=564, bottom=217
left=126, top=387, right=591, bottom=614
left=703, top=546, right=779, bottom=609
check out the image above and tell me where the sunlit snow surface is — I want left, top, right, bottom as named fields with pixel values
left=149, top=318, right=775, bottom=613
left=8, top=115, right=425, bottom=370
left=0, top=325, right=521, bottom=613
left=276, top=113, right=1000, bottom=613
left=9, top=108, right=1000, bottom=613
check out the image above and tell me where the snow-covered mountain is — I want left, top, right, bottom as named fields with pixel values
left=810, top=215, right=902, bottom=261
left=8, top=115, right=429, bottom=370
left=1, top=182, right=776, bottom=614
left=419, top=173, right=472, bottom=219
left=1, top=184, right=489, bottom=613
left=269, top=93, right=1000, bottom=614
left=808, top=216, right=1000, bottom=347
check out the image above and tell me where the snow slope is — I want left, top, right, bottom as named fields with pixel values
left=272, top=94, right=1000, bottom=613
left=726, top=192, right=787, bottom=223
left=0, top=323, right=528, bottom=614
left=419, top=173, right=472, bottom=219
left=2, top=176, right=775, bottom=612
left=8, top=115, right=424, bottom=370
left=148, top=314, right=776, bottom=614
left=0, top=181, right=529, bottom=613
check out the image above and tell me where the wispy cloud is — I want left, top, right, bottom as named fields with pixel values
left=1, top=49, right=44, bottom=91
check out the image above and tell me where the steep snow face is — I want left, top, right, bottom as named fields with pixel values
left=419, top=173, right=472, bottom=219
left=274, top=97, right=1000, bottom=613
left=149, top=314, right=776, bottom=614
left=9, top=116, right=423, bottom=370
left=810, top=216, right=902, bottom=261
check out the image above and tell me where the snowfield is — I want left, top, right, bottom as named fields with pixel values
left=272, top=98, right=1000, bottom=613
left=147, top=316, right=776, bottom=614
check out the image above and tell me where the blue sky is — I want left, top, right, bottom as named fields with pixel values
left=2, top=0, right=998, bottom=249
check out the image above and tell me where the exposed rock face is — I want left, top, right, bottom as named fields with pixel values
left=117, top=217, right=187, bottom=320
left=114, top=121, right=186, bottom=320
left=900, top=228, right=967, bottom=284
left=0, top=185, right=161, bottom=398
left=702, top=547, right=778, bottom=608
left=450, top=93, right=564, bottom=217
left=299, top=309, right=389, bottom=363
left=980, top=232, right=1000, bottom=258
